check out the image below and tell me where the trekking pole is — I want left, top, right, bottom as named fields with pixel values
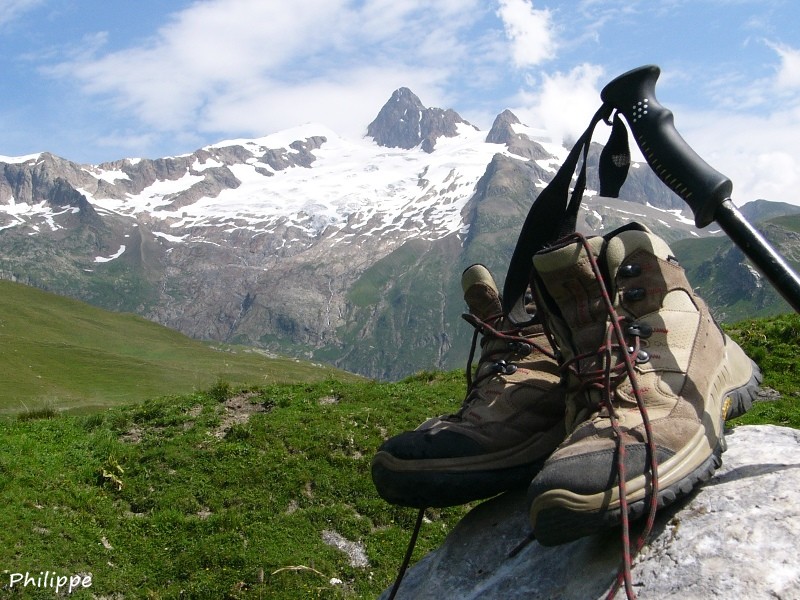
left=600, top=64, right=800, bottom=314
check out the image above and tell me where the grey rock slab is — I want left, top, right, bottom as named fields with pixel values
left=381, top=425, right=800, bottom=599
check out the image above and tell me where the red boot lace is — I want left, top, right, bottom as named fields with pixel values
left=461, top=312, right=555, bottom=391
left=537, top=233, right=660, bottom=600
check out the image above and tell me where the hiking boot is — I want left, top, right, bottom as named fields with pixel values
left=371, top=264, right=566, bottom=508
left=526, top=223, right=762, bottom=545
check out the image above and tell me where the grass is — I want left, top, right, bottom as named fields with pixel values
left=0, top=371, right=473, bottom=599
left=0, top=312, right=796, bottom=598
left=0, top=280, right=359, bottom=415
left=725, top=312, right=800, bottom=428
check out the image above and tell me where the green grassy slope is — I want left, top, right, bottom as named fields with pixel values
left=0, top=280, right=358, bottom=414
left=672, top=216, right=799, bottom=322
left=0, top=314, right=796, bottom=597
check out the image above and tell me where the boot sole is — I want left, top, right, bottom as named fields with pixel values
left=717, top=333, right=762, bottom=420
left=529, top=346, right=761, bottom=546
left=724, top=358, right=762, bottom=420
left=371, top=423, right=566, bottom=508
left=371, top=457, right=548, bottom=508
left=532, top=443, right=724, bottom=546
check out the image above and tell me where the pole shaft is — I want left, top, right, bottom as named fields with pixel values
left=714, top=200, right=800, bottom=313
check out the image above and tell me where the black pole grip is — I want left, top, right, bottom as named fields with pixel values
left=601, top=65, right=731, bottom=227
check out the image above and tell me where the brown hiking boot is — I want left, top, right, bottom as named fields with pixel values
left=371, top=264, right=566, bottom=508
left=526, top=223, right=762, bottom=545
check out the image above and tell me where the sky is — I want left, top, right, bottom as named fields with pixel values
left=1, top=0, right=800, bottom=208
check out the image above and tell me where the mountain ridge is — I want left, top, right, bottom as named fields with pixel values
left=0, top=88, right=797, bottom=379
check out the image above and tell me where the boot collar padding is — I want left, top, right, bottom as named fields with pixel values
left=461, top=264, right=498, bottom=295
left=462, top=264, right=503, bottom=320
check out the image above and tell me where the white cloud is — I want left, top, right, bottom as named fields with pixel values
left=707, top=40, right=800, bottom=109
left=198, top=66, right=448, bottom=140
left=54, top=0, right=354, bottom=131
left=667, top=40, right=800, bottom=206
left=769, top=42, right=800, bottom=91
left=514, top=63, right=605, bottom=145
left=496, top=0, right=557, bottom=68
left=0, top=0, right=44, bottom=27
left=45, top=0, right=489, bottom=146
left=679, top=108, right=800, bottom=206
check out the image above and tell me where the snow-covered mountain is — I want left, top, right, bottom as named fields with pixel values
left=0, top=88, right=751, bottom=379
left=2, top=112, right=562, bottom=249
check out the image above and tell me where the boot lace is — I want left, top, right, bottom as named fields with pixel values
left=460, top=311, right=555, bottom=397
left=537, top=232, right=660, bottom=600
left=386, top=308, right=555, bottom=599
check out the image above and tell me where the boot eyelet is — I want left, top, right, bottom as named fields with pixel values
left=625, top=322, right=653, bottom=338
left=508, top=341, right=532, bottom=356
left=492, top=360, right=518, bottom=375
left=626, top=346, right=650, bottom=363
left=619, top=263, right=642, bottom=277
left=624, top=287, right=646, bottom=301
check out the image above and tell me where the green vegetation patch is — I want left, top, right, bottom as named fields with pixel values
left=726, top=312, right=800, bottom=428
left=770, top=213, right=800, bottom=233
left=0, top=281, right=358, bottom=414
left=0, top=372, right=474, bottom=599
left=347, top=242, right=424, bottom=308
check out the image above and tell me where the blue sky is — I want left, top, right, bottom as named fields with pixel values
left=1, top=0, right=800, bottom=206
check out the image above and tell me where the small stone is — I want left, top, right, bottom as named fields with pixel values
left=755, top=387, right=782, bottom=402
left=322, top=530, right=370, bottom=569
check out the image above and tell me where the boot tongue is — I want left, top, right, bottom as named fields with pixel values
left=532, top=236, right=608, bottom=353
left=461, top=264, right=502, bottom=321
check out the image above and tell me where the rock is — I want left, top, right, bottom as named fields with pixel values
left=756, top=387, right=782, bottom=402
left=366, top=87, right=475, bottom=153
left=485, top=109, right=553, bottom=161
left=321, top=530, right=370, bottom=568
left=380, top=425, right=800, bottom=599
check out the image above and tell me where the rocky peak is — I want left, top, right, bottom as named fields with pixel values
left=367, top=87, right=474, bottom=153
left=486, top=109, right=553, bottom=161
left=49, top=178, right=105, bottom=228
left=485, top=109, right=522, bottom=145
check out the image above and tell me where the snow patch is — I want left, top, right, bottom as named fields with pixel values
left=152, top=231, right=189, bottom=243
left=208, top=123, right=336, bottom=153
left=645, top=203, right=695, bottom=226
left=192, top=157, right=223, bottom=171
left=91, top=167, right=130, bottom=183
left=0, top=153, right=41, bottom=164
left=94, top=245, right=126, bottom=263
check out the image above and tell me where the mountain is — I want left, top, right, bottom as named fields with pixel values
left=673, top=212, right=800, bottom=322
left=0, top=90, right=794, bottom=379
left=738, top=199, right=800, bottom=223
left=366, top=87, right=476, bottom=153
